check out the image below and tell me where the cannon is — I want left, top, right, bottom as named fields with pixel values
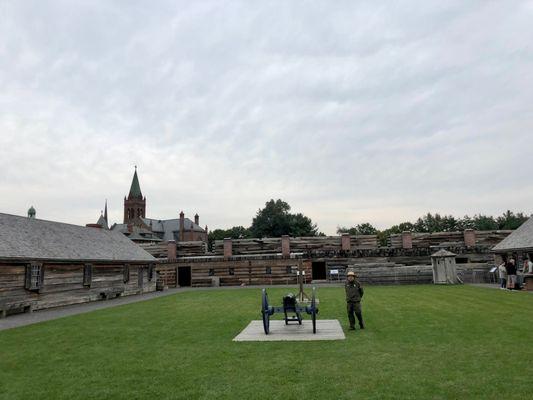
left=261, top=287, right=319, bottom=334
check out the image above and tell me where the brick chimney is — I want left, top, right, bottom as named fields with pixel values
left=224, top=238, right=233, bottom=259
left=194, top=213, right=199, bottom=226
left=464, top=229, right=476, bottom=247
left=402, top=231, right=413, bottom=249
left=281, top=235, right=290, bottom=257
left=179, top=211, right=185, bottom=241
left=167, top=240, right=177, bottom=260
left=341, top=233, right=351, bottom=251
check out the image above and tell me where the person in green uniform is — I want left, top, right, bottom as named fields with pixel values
left=345, top=271, right=365, bottom=330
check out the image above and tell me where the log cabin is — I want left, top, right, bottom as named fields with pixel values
left=0, top=212, right=157, bottom=318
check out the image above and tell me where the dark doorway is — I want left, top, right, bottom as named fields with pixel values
left=312, top=261, right=327, bottom=280
left=178, top=266, right=192, bottom=287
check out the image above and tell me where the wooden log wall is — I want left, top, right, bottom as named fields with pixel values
left=212, top=235, right=379, bottom=256
left=156, top=250, right=497, bottom=288
left=158, top=257, right=309, bottom=288
left=0, top=261, right=156, bottom=314
left=389, top=230, right=512, bottom=249
left=139, top=241, right=207, bottom=258
left=475, top=231, right=513, bottom=246
left=322, top=261, right=494, bottom=285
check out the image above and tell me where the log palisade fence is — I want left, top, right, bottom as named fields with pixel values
left=212, top=235, right=379, bottom=255
left=155, top=230, right=512, bottom=288
left=388, top=230, right=511, bottom=249
left=139, top=241, right=207, bottom=259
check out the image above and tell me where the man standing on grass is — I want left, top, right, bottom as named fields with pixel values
left=345, top=270, right=365, bottom=331
left=506, top=257, right=518, bottom=290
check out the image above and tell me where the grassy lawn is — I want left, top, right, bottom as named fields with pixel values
left=1, top=285, right=532, bottom=400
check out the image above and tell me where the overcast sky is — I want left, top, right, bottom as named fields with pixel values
left=1, top=1, right=533, bottom=235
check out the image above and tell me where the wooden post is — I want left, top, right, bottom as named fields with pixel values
left=296, top=259, right=309, bottom=302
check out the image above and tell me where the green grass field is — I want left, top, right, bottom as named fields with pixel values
left=1, top=285, right=532, bottom=400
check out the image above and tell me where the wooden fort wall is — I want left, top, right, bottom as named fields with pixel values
left=158, top=256, right=309, bottom=288
left=157, top=256, right=493, bottom=288
left=153, top=230, right=512, bottom=289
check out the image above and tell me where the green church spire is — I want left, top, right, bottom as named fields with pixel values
left=128, top=166, right=143, bottom=199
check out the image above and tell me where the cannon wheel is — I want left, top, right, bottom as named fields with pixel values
left=311, top=287, right=317, bottom=334
left=261, top=289, right=270, bottom=334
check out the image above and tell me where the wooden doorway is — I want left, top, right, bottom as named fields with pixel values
left=177, top=266, right=192, bottom=287
left=312, top=261, right=327, bottom=280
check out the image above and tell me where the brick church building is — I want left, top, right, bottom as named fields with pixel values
left=110, top=168, right=208, bottom=243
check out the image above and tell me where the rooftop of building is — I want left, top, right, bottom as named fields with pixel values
left=492, top=216, right=533, bottom=252
left=0, top=212, right=155, bottom=262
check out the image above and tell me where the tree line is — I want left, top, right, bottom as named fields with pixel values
left=208, top=199, right=530, bottom=249
left=337, top=211, right=530, bottom=246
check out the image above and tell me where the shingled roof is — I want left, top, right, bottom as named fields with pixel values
left=142, top=217, right=205, bottom=241
left=0, top=213, right=156, bottom=262
left=431, top=249, right=457, bottom=258
left=492, top=216, right=533, bottom=252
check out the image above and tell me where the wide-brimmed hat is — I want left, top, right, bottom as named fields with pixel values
left=347, top=271, right=356, bottom=277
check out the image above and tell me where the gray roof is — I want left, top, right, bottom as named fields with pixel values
left=492, top=216, right=533, bottom=252
left=110, top=223, right=162, bottom=242
left=96, top=214, right=109, bottom=229
left=431, top=249, right=457, bottom=257
left=0, top=213, right=156, bottom=262
left=142, top=217, right=205, bottom=241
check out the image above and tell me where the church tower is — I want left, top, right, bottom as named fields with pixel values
left=123, top=167, right=146, bottom=224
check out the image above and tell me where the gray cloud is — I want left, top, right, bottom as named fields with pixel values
left=1, top=0, right=533, bottom=234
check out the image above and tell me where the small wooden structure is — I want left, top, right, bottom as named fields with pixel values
left=431, top=249, right=460, bottom=284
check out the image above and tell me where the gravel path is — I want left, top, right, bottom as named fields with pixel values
left=0, top=288, right=186, bottom=331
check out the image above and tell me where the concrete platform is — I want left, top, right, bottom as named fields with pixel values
left=233, top=319, right=345, bottom=341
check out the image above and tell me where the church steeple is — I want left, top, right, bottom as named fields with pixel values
left=123, top=166, right=146, bottom=224
left=104, top=199, right=108, bottom=224
left=128, top=166, right=143, bottom=199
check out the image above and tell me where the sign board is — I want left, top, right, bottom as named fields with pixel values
left=330, top=269, right=339, bottom=275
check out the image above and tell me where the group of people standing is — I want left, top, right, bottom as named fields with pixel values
left=344, top=257, right=531, bottom=330
left=498, top=256, right=533, bottom=290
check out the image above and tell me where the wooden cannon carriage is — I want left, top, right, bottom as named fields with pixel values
left=260, top=262, right=319, bottom=334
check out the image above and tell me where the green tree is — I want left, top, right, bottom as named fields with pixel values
left=207, top=226, right=252, bottom=251
left=472, top=214, right=499, bottom=230
left=378, top=222, right=415, bottom=246
left=250, top=199, right=319, bottom=237
left=497, top=210, right=529, bottom=230
left=337, top=223, right=378, bottom=236
left=457, top=215, right=475, bottom=230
